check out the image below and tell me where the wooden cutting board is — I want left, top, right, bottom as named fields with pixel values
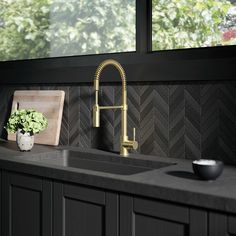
left=8, top=90, right=65, bottom=146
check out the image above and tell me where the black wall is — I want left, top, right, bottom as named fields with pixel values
left=0, top=80, right=236, bottom=165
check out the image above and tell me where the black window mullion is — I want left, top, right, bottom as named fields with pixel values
left=136, top=0, right=152, bottom=53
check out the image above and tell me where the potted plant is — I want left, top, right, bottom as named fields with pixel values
left=5, top=109, right=48, bottom=151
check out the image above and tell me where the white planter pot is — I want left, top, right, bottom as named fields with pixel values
left=16, top=130, right=34, bottom=151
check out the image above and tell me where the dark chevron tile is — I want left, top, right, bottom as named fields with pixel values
left=127, top=85, right=141, bottom=126
left=185, top=85, right=201, bottom=131
left=185, top=84, right=201, bottom=160
left=79, top=86, right=93, bottom=148
left=185, top=121, right=201, bottom=160
left=114, top=85, right=122, bottom=152
left=97, top=85, right=115, bottom=151
left=140, top=85, right=155, bottom=155
left=218, top=82, right=236, bottom=164
left=153, top=85, right=169, bottom=157
left=127, top=85, right=141, bottom=153
left=169, top=84, right=185, bottom=159
left=201, top=83, right=219, bottom=160
left=68, top=87, right=79, bottom=146
left=0, top=80, right=236, bottom=165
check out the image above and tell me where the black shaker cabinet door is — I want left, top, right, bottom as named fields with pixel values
left=120, top=195, right=208, bottom=236
left=53, top=182, right=119, bottom=236
left=2, top=171, right=52, bottom=236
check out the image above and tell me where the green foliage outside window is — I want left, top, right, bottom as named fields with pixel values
left=152, top=0, right=233, bottom=50
left=0, top=0, right=51, bottom=60
left=0, top=0, right=235, bottom=61
left=0, top=0, right=135, bottom=61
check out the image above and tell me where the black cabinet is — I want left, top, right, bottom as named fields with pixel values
left=2, top=171, right=52, bottom=236
left=53, top=182, right=119, bottom=236
left=1, top=169, right=236, bottom=236
left=120, top=195, right=208, bottom=236
left=209, top=212, right=236, bottom=236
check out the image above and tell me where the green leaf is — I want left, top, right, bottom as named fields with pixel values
left=5, top=109, right=48, bottom=134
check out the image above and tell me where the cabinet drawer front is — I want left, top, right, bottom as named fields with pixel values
left=134, top=197, right=189, bottom=224
left=10, top=172, right=42, bottom=191
left=64, top=184, right=105, bottom=205
left=135, top=214, right=186, bottom=236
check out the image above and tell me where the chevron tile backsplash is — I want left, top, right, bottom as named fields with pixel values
left=0, top=81, right=236, bottom=164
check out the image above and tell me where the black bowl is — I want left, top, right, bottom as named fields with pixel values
left=192, top=159, right=224, bottom=180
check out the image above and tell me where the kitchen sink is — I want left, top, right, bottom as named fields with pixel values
left=21, top=149, right=175, bottom=175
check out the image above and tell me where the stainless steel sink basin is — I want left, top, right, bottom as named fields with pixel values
left=22, top=150, right=175, bottom=175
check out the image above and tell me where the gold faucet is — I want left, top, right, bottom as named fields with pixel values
left=93, top=59, right=138, bottom=156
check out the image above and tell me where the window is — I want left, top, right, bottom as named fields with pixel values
left=0, top=0, right=135, bottom=61
left=0, top=1, right=235, bottom=84
left=152, top=0, right=236, bottom=51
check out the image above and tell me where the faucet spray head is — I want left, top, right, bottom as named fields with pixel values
left=93, top=78, right=100, bottom=127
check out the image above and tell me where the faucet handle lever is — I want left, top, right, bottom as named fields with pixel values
left=131, top=127, right=138, bottom=150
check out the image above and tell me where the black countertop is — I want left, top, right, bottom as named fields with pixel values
left=0, top=140, right=236, bottom=214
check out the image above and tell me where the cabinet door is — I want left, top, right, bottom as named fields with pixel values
left=120, top=195, right=208, bottom=236
left=2, top=171, right=52, bottom=236
left=209, top=212, right=236, bottom=236
left=53, top=182, right=119, bottom=236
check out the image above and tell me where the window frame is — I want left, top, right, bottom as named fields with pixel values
left=0, top=0, right=235, bottom=85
